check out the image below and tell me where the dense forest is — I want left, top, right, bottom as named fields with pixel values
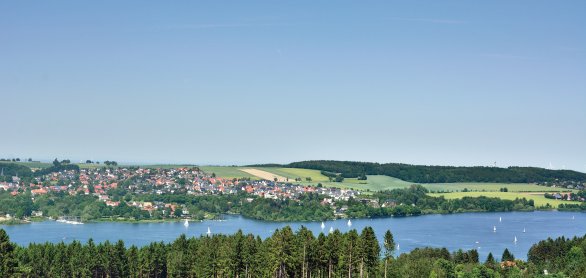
left=1, top=227, right=585, bottom=277
left=258, top=160, right=586, bottom=183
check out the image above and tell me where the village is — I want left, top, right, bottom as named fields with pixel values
left=0, top=166, right=361, bottom=221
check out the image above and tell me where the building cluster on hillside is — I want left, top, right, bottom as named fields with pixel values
left=0, top=166, right=361, bottom=213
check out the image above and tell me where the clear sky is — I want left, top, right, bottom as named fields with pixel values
left=1, top=1, right=585, bottom=171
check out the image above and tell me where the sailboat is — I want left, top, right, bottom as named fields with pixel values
left=184, top=219, right=189, bottom=227
left=499, top=217, right=502, bottom=222
left=523, top=228, right=526, bottom=233
left=514, top=236, right=518, bottom=244
left=329, top=227, right=334, bottom=233
left=347, top=219, right=352, bottom=227
left=207, top=227, right=211, bottom=236
left=321, top=222, right=325, bottom=229
left=396, top=243, right=400, bottom=251
left=572, top=215, right=575, bottom=220
left=493, top=226, right=496, bottom=232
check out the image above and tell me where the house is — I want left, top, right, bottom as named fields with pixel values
left=382, top=199, right=398, bottom=208
left=31, top=188, right=48, bottom=196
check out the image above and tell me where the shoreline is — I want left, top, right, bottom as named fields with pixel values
left=3, top=208, right=583, bottom=226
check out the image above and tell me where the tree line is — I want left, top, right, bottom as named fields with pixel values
left=258, top=160, right=586, bottom=183
left=2, top=227, right=586, bottom=277
left=1, top=185, right=553, bottom=223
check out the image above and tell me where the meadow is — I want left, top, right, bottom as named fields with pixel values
left=0, top=161, right=51, bottom=169
left=198, top=166, right=257, bottom=179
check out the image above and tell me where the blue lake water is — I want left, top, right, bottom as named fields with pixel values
left=2, top=211, right=585, bottom=260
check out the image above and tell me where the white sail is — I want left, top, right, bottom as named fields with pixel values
left=493, top=226, right=496, bottom=232
left=347, top=219, right=352, bottom=227
left=329, top=227, right=334, bottom=233
left=184, top=219, right=189, bottom=227
left=321, top=222, right=325, bottom=229
left=499, top=217, right=502, bottom=222
left=514, top=236, right=518, bottom=243
left=523, top=228, right=526, bottom=233
left=207, top=227, right=211, bottom=235
left=397, top=243, right=400, bottom=251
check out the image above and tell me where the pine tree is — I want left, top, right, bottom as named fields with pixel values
left=0, top=229, right=15, bottom=277
left=342, top=229, right=360, bottom=278
left=383, top=230, right=395, bottom=278
left=484, top=252, right=496, bottom=269
left=501, top=248, right=515, bottom=262
left=359, top=227, right=380, bottom=277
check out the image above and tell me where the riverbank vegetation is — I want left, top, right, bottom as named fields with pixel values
left=1, top=186, right=584, bottom=223
left=1, top=227, right=585, bottom=277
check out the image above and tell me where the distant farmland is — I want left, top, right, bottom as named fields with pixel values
left=430, top=191, right=579, bottom=208
left=201, top=166, right=573, bottom=194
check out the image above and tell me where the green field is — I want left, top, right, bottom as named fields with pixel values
left=127, top=164, right=198, bottom=169
left=422, top=182, right=572, bottom=193
left=308, top=175, right=414, bottom=192
left=429, top=191, right=579, bottom=208
left=199, top=166, right=257, bottom=179
left=202, top=166, right=569, bottom=194
left=255, top=167, right=330, bottom=182
left=0, top=161, right=51, bottom=169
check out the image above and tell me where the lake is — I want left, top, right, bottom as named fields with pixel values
left=2, top=211, right=584, bottom=260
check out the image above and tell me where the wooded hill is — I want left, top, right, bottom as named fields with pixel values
left=252, top=160, right=586, bottom=183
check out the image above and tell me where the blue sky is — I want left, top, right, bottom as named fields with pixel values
left=1, top=1, right=585, bottom=171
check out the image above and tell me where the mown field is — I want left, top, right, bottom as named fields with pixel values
left=254, top=167, right=330, bottom=182
left=429, top=191, right=579, bottom=208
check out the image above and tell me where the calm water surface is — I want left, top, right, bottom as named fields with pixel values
left=2, top=211, right=584, bottom=260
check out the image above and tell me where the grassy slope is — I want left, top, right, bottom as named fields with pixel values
left=199, top=166, right=257, bottom=179
left=0, top=161, right=51, bottom=169
left=429, top=191, right=580, bottom=208
left=255, top=167, right=330, bottom=182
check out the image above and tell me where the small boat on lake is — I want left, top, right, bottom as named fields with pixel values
left=184, top=219, right=189, bottom=227
left=321, top=222, right=325, bottom=229
left=347, top=219, right=352, bottom=227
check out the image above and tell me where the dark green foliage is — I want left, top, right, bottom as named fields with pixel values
left=501, top=248, right=515, bottom=261
left=0, top=163, right=33, bottom=178
left=343, top=185, right=536, bottom=219
left=283, top=160, right=586, bottom=183
left=33, top=163, right=80, bottom=177
left=0, top=229, right=16, bottom=277
left=2, top=228, right=585, bottom=277
left=240, top=193, right=334, bottom=221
